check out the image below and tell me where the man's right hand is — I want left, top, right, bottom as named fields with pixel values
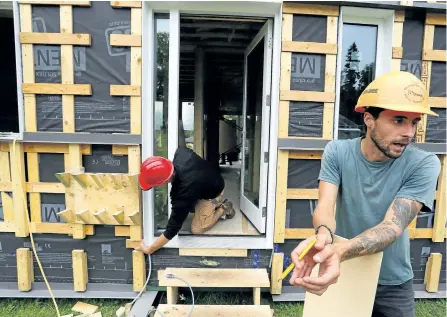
left=135, top=242, right=152, bottom=255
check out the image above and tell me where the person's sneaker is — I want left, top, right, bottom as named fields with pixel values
left=221, top=199, right=235, bottom=219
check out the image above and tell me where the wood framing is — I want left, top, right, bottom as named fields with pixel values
left=110, top=85, right=141, bottom=96
left=426, top=13, right=447, bottom=26
left=282, top=2, right=339, bottom=16
left=270, top=253, right=284, bottom=295
left=10, top=142, right=28, bottom=237
left=110, top=1, right=141, bottom=8
left=72, top=250, right=88, bottom=292
left=18, top=0, right=91, bottom=5
left=16, top=248, right=33, bottom=291
left=274, top=150, right=289, bottom=243
left=132, top=251, right=146, bottom=292
left=425, top=253, right=442, bottom=292
left=61, top=4, right=75, bottom=133
left=432, top=155, right=446, bottom=242
left=281, top=42, right=337, bottom=54
left=179, top=249, right=248, bottom=257
left=22, top=83, right=92, bottom=95
left=20, top=32, right=91, bottom=45
left=110, top=34, right=142, bottom=47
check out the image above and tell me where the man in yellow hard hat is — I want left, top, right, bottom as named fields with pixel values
left=289, top=71, right=441, bottom=317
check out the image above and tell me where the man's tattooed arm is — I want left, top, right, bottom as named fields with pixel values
left=336, top=198, right=423, bottom=262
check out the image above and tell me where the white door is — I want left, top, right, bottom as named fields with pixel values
left=240, top=20, right=273, bottom=234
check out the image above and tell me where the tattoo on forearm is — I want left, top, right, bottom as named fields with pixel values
left=391, top=198, right=420, bottom=230
left=341, top=221, right=398, bottom=261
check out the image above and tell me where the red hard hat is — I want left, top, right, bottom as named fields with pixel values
left=138, top=156, right=174, bottom=191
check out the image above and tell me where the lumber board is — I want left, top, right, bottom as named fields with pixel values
left=72, top=301, right=98, bottom=314
left=130, top=7, right=142, bottom=135
left=110, top=85, right=141, bottom=96
left=61, top=5, right=75, bottom=133
left=20, top=32, right=91, bottom=45
left=19, top=1, right=90, bottom=5
left=126, top=239, right=141, bottom=249
left=1, top=193, right=14, bottom=222
left=281, top=14, right=292, bottom=42
left=394, top=10, right=405, bottom=22
left=17, top=248, right=33, bottom=291
left=429, top=97, right=447, bottom=108
left=285, top=228, right=315, bottom=239
left=10, top=142, right=28, bottom=237
left=158, top=268, right=270, bottom=288
left=274, top=150, right=288, bottom=243
left=426, top=253, right=442, bottom=292
left=23, top=143, right=91, bottom=154
left=0, top=221, right=16, bottom=233
left=72, top=250, right=88, bottom=292
left=432, top=155, right=446, bottom=242
left=22, top=83, right=92, bottom=95
left=283, top=2, right=339, bottom=16
left=282, top=41, right=337, bottom=55
left=30, top=223, right=94, bottom=235
left=280, top=53, right=291, bottom=91
left=326, top=16, right=338, bottom=44
left=27, top=153, right=41, bottom=222
left=270, top=253, right=284, bottom=295
left=0, top=151, right=11, bottom=182
left=423, top=49, right=446, bottom=62
left=110, top=34, right=141, bottom=47
left=112, top=145, right=128, bottom=155
left=253, top=287, right=261, bottom=305
left=20, top=4, right=37, bottom=132
left=280, top=90, right=335, bottom=103
left=426, top=13, right=446, bottom=25
left=68, top=144, right=86, bottom=239
left=289, top=151, right=322, bottom=160
left=26, top=182, right=65, bottom=193
left=287, top=188, right=319, bottom=199
left=115, top=226, right=130, bottom=236
left=110, top=1, right=141, bottom=8
left=132, top=251, right=146, bottom=292
left=128, top=145, right=142, bottom=239
left=179, top=249, right=248, bottom=257
left=155, top=305, right=273, bottom=317
left=0, top=182, right=12, bottom=191
left=392, top=47, right=403, bottom=59
left=278, top=101, right=290, bottom=138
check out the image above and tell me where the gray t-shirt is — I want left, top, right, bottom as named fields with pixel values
left=319, top=137, right=441, bottom=285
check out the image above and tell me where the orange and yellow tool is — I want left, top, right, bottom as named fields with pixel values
left=280, top=237, right=317, bottom=280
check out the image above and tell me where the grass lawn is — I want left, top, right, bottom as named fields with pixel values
left=0, top=292, right=444, bottom=317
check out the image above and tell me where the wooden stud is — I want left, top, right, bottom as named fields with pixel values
left=282, top=14, right=292, bottom=42
left=280, top=91, right=335, bottom=103
left=20, top=32, right=91, bottom=45
left=64, top=155, right=75, bottom=224
left=283, top=3, right=339, bottom=16
left=426, top=13, right=447, bottom=26
left=278, top=101, right=290, bottom=138
left=28, top=249, right=34, bottom=284
left=22, top=143, right=90, bottom=154
left=289, top=151, right=322, bottom=160
left=285, top=228, right=315, bottom=239
left=112, top=145, right=128, bottom=155
left=429, top=97, right=447, bottom=108
left=10, top=142, right=28, bottom=237
left=425, top=253, right=442, bottom=292
left=22, top=83, right=92, bottom=95
left=130, top=8, right=142, bottom=135
left=1, top=192, right=14, bottom=222
left=110, top=34, right=142, bottom=47
left=287, top=189, right=319, bottom=199
left=167, top=287, right=178, bottom=304
left=282, top=42, right=337, bottom=55
left=253, top=287, right=261, bottom=305
left=126, top=239, right=141, bottom=249
left=29, top=223, right=94, bottom=235
left=110, top=1, right=141, bottom=8
left=0, top=221, right=16, bottom=233
left=179, top=249, right=248, bottom=257
left=327, top=16, right=338, bottom=44
left=432, top=156, right=446, bottom=242
left=115, top=226, right=130, bottom=237
left=280, top=53, right=291, bottom=91
left=61, top=5, right=75, bottom=133
left=20, top=4, right=36, bottom=132
left=128, top=145, right=142, bottom=240
left=274, top=150, right=288, bottom=243
left=110, top=85, right=141, bottom=96
left=394, top=11, right=405, bottom=22
left=423, top=50, right=447, bottom=62
left=270, top=253, right=284, bottom=295
left=27, top=153, right=40, bottom=223
left=132, top=250, right=146, bottom=292
left=68, top=144, right=85, bottom=239
left=72, top=250, right=88, bottom=292
left=26, top=182, right=65, bottom=193
left=17, top=248, right=33, bottom=291
left=19, top=0, right=90, bottom=5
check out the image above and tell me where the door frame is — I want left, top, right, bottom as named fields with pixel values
left=141, top=0, right=282, bottom=249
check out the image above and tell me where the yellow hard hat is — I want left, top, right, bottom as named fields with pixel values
left=355, top=71, right=438, bottom=117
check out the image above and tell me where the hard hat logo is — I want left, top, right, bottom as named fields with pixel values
left=404, top=84, right=425, bottom=103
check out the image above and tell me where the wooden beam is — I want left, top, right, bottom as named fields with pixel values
left=22, top=83, right=92, bottom=95
left=29, top=223, right=94, bottom=235
left=283, top=2, right=339, bottom=16
left=68, top=144, right=85, bottom=239
left=10, top=142, right=28, bottom=237
left=287, top=189, right=319, bottom=200
left=23, top=143, right=91, bottom=154
left=19, top=0, right=90, bottom=5
left=132, top=251, right=146, bottom=292
left=20, top=4, right=37, bottom=132
left=20, top=32, right=91, bottom=45
left=179, top=249, right=248, bottom=257
left=27, top=153, right=41, bottom=222
left=0, top=221, right=16, bottom=233
left=285, top=228, right=315, bottom=239
left=274, top=150, right=288, bottom=243
left=17, top=248, right=33, bottom=291
left=281, top=14, right=293, bottom=42
left=278, top=101, right=290, bottom=138
left=110, top=34, right=141, bottom=47
left=280, top=90, right=335, bottom=103
left=432, top=155, right=446, bottom=242
left=110, top=1, right=141, bottom=8
left=280, top=53, right=291, bottom=91
left=425, top=253, right=442, bottom=292
left=126, top=239, right=141, bottom=249
left=115, top=226, right=130, bottom=237
left=253, top=287, right=261, bottom=305
left=270, top=253, right=284, bottom=295
left=1, top=193, right=14, bottom=223
left=61, top=5, right=75, bottom=133
left=26, top=182, right=65, bottom=193
left=429, top=97, right=447, bottom=108
left=426, top=13, right=446, bottom=26
left=327, top=16, right=338, bottom=44
left=282, top=41, right=337, bottom=55
left=110, top=85, right=141, bottom=96
left=128, top=145, right=142, bottom=240
left=130, top=7, right=142, bottom=135
left=112, top=145, right=128, bottom=155
left=289, top=151, right=322, bottom=160
left=72, top=250, right=88, bottom=292
left=423, top=49, right=446, bottom=62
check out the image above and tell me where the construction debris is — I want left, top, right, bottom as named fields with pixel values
left=72, top=301, right=99, bottom=315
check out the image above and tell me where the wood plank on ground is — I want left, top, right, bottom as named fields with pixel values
left=155, top=305, right=273, bottom=317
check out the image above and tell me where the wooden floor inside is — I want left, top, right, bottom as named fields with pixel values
left=180, top=163, right=260, bottom=236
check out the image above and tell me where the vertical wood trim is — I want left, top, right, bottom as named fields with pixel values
left=128, top=145, right=142, bottom=240
left=27, top=153, right=42, bottom=222
left=425, top=253, right=442, bottom=292
left=392, top=20, right=404, bottom=71
left=270, top=253, right=284, bottom=294
left=63, top=153, right=74, bottom=223
left=61, top=5, right=75, bottom=133
left=253, top=287, right=261, bottom=305
left=132, top=250, right=146, bottom=292
left=20, top=4, right=37, bottom=132
left=274, top=150, right=289, bottom=243
left=280, top=52, right=292, bottom=91
left=278, top=101, right=290, bottom=138
left=69, top=145, right=85, bottom=239
left=0, top=151, right=13, bottom=222
left=432, top=155, right=446, bottom=242
left=131, top=8, right=142, bottom=135
left=17, top=248, right=32, bottom=291
left=10, top=142, right=28, bottom=237
left=282, top=14, right=293, bottom=42
left=322, top=102, right=335, bottom=139
left=326, top=16, right=338, bottom=44
left=72, top=250, right=88, bottom=292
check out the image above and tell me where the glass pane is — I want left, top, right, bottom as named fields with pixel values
left=244, top=38, right=264, bottom=208
left=154, top=14, right=169, bottom=232
left=181, top=101, right=195, bottom=150
left=338, top=23, right=377, bottom=140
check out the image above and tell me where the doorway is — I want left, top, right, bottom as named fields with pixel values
left=175, top=15, right=273, bottom=236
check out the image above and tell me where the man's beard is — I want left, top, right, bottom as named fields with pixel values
left=370, top=128, right=408, bottom=159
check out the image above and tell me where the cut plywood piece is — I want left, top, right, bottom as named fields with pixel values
left=179, top=249, right=248, bottom=257
left=155, top=305, right=273, bottom=317
left=71, top=301, right=98, bottom=315
left=302, top=237, right=383, bottom=317
left=158, top=268, right=270, bottom=288
left=22, top=83, right=92, bottom=95
left=20, top=32, right=91, bottom=45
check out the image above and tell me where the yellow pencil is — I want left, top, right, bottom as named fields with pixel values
left=280, top=237, right=317, bottom=280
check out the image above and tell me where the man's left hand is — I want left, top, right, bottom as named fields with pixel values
left=135, top=242, right=152, bottom=255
